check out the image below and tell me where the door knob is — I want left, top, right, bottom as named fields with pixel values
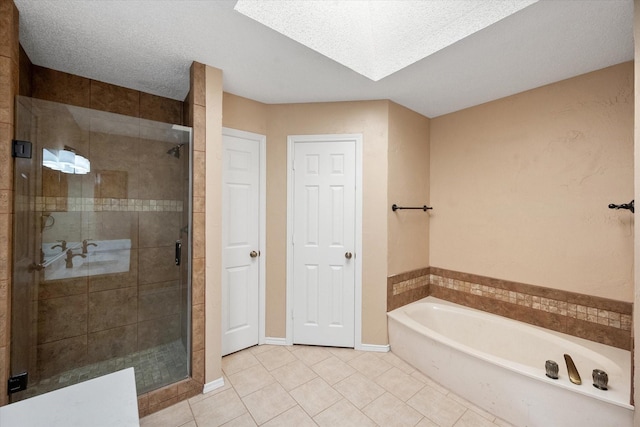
left=250, top=251, right=258, bottom=258
left=345, top=252, right=352, bottom=259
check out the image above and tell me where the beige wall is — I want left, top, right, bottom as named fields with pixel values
left=204, top=66, right=223, bottom=383
left=266, top=101, right=390, bottom=345
left=430, top=62, right=634, bottom=302
left=221, top=97, right=391, bottom=345
left=222, top=93, right=268, bottom=135
left=633, top=0, right=639, bottom=414
left=220, top=63, right=634, bottom=350
left=387, top=102, right=430, bottom=275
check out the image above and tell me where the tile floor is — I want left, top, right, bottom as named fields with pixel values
left=140, top=345, right=514, bottom=427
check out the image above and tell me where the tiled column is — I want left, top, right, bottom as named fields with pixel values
left=0, top=0, right=19, bottom=407
left=190, top=62, right=206, bottom=385
left=135, top=63, right=207, bottom=417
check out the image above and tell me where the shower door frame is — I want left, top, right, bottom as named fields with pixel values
left=9, top=96, right=194, bottom=401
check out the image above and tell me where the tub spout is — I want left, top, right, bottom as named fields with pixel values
left=564, top=354, right=582, bottom=385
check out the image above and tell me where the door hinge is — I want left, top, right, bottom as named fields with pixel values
left=12, top=140, right=32, bottom=159
left=8, top=372, right=28, bottom=394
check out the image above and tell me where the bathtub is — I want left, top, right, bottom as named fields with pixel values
left=387, top=297, right=633, bottom=427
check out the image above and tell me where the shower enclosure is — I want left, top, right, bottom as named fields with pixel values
left=9, top=96, right=192, bottom=401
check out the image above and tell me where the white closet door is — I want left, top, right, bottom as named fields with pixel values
left=292, top=139, right=356, bottom=347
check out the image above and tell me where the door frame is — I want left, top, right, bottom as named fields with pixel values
left=221, top=127, right=267, bottom=346
left=285, top=133, right=363, bottom=349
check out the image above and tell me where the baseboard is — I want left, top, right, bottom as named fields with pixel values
left=202, top=377, right=225, bottom=394
left=263, top=337, right=388, bottom=352
left=356, top=343, right=390, bottom=352
left=264, top=337, right=288, bottom=346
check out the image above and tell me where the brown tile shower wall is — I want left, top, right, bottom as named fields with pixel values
left=7, top=47, right=204, bottom=414
left=35, top=210, right=185, bottom=379
left=27, top=66, right=187, bottom=375
left=0, top=0, right=19, bottom=407
left=29, top=65, right=183, bottom=123
left=388, top=267, right=633, bottom=350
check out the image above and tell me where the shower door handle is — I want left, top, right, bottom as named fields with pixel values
left=175, top=240, right=182, bottom=266
left=28, top=263, right=45, bottom=273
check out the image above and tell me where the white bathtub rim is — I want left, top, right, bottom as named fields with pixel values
left=401, top=298, right=626, bottom=372
left=387, top=297, right=633, bottom=411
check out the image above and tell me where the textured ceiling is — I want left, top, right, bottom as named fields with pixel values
left=14, top=0, right=634, bottom=118
left=233, top=0, right=538, bottom=81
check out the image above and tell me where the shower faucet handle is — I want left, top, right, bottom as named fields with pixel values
left=52, top=240, right=67, bottom=251
left=82, top=239, right=98, bottom=254
left=65, top=249, right=86, bottom=268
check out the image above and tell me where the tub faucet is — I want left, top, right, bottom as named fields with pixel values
left=51, top=240, right=67, bottom=251
left=564, top=354, right=582, bottom=385
left=82, top=239, right=97, bottom=254
left=65, top=249, right=86, bottom=268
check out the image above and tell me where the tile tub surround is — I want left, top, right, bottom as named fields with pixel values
left=387, top=267, right=430, bottom=312
left=388, top=267, right=632, bottom=350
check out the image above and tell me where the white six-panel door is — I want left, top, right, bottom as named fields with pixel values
left=292, top=138, right=356, bottom=347
left=222, top=128, right=264, bottom=356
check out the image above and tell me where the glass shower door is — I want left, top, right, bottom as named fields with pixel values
left=10, top=96, right=192, bottom=401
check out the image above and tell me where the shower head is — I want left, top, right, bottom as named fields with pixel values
left=167, top=144, right=184, bottom=159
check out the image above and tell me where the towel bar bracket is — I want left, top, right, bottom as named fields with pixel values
left=392, top=204, right=433, bottom=212
left=608, top=200, right=634, bottom=213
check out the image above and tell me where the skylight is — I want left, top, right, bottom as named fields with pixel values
left=234, top=0, right=538, bottom=81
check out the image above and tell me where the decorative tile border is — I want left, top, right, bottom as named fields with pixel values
left=34, top=197, right=184, bottom=212
left=387, top=267, right=430, bottom=311
left=388, top=267, right=633, bottom=350
left=430, top=274, right=632, bottom=331
left=393, top=275, right=428, bottom=295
